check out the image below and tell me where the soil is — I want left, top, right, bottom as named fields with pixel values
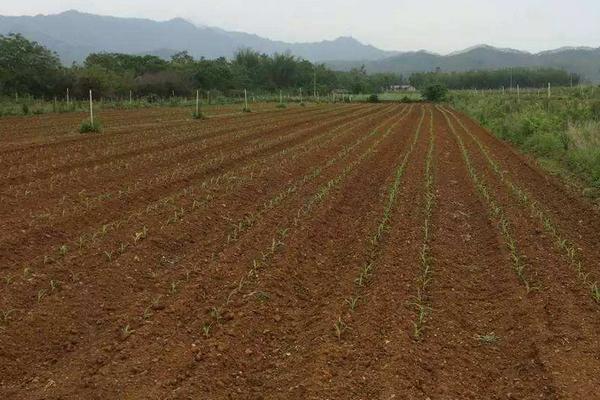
left=0, top=103, right=599, bottom=399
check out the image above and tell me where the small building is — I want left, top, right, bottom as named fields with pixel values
left=388, top=84, right=416, bottom=92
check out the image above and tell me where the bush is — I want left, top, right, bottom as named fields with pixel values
left=422, top=84, right=449, bottom=102
left=192, top=111, right=205, bottom=120
left=21, top=103, right=29, bottom=115
left=276, top=103, right=287, bottom=109
left=79, top=119, right=102, bottom=133
left=367, top=94, right=380, bottom=103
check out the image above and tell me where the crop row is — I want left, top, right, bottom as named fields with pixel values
left=411, top=108, right=436, bottom=340
left=334, top=106, right=425, bottom=340
left=1, top=106, right=354, bottom=207
left=4, top=106, right=377, bottom=229
left=441, top=107, right=600, bottom=303
left=0, top=104, right=333, bottom=172
left=0, top=106, right=402, bottom=329
left=439, top=107, right=534, bottom=290
left=201, top=107, right=414, bottom=338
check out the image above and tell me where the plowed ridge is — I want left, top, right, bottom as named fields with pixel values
left=0, top=104, right=599, bottom=399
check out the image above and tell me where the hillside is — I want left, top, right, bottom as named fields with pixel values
left=0, top=10, right=395, bottom=64
left=329, top=45, right=600, bottom=82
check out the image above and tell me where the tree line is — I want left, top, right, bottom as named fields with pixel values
left=0, top=33, right=403, bottom=100
left=410, top=68, right=580, bottom=90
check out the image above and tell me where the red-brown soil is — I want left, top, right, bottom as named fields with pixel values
left=1, top=103, right=599, bottom=399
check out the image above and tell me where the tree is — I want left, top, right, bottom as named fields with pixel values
left=0, top=33, right=64, bottom=97
left=422, top=83, right=448, bottom=102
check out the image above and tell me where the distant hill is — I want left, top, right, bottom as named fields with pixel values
left=1, top=10, right=599, bottom=82
left=0, top=10, right=396, bottom=64
left=328, top=45, right=600, bottom=83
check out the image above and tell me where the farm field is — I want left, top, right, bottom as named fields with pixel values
left=1, top=103, right=600, bottom=399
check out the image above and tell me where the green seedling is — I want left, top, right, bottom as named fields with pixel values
left=475, top=332, right=499, bottom=344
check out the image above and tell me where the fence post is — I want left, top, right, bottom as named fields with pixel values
left=89, top=90, right=94, bottom=125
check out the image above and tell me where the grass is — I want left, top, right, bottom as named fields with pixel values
left=192, top=111, right=206, bottom=120
left=79, top=119, right=102, bottom=134
left=450, top=88, right=600, bottom=195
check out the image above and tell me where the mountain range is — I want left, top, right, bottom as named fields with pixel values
left=1, top=10, right=599, bottom=82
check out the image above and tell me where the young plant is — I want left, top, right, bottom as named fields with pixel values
left=474, top=332, right=499, bottom=344
left=79, top=119, right=102, bottom=133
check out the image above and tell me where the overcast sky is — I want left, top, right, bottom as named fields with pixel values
left=1, top=0, right=598, bottom=54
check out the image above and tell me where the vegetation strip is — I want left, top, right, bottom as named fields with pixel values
left=334, top=106, right=425, bottom=340
left=442, top=106, right=600, bottom=303
left=438, top=106, right=534, bottom=291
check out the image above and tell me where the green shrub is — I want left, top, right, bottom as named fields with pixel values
left=192, top=111, right=205, bottom=119
left=422, top=84, right=448, bottom=102
left=367, top=94, right=380, bottom=103
left=79, top=119, right=102, bottom=133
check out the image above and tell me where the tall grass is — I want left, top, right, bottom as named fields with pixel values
left=451, top=88, right=600, bottom=193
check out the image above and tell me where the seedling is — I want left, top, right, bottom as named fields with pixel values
left=170, top=281, right=178, bottom=295
left=202, top=323, right=212, bottom=337
left=591, top=283, right=600, bottom=303
left=255, top=291, right=270, bottom=303
left=134, top=226, right=148, bottom=243
left=58, top=244, right=68, bottom=257
left=1, top=309, right=15, bottom=326
left=121, top=324, right=134, bottom=339
left=37, top=289, right=47, bottom=302
left=345, top=296, right=359, bottom=312
left=475, top=332, right=499, bottom=344
left=334, top=317, right=347, bottom=341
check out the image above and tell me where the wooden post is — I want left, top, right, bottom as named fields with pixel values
left=129, top=90, right=133, bottom=104
left=280, top=90, right=283, bottom=105
left=89, top=90, right=94, bottom=125
left=207, top=91, right=210, bottom=105
left=300, top=88, right=303, bottom=103
left=244, top=89, right=248, bottom=110
left=66, top=88, right=70, bottom=107
left=517, top=84, right=520, bottom=102
left=196, top=89, right=200, bottom=115
left=547, top=82, right=551, bottom=99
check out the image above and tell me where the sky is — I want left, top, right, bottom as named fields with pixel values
left=1, top=0, right=599, bottom=54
